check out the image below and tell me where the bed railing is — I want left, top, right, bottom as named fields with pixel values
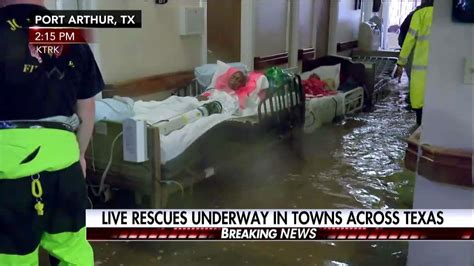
left=172, top=74, right=305, bottom=133
left=257, top=74, right=305, bottom=133
left=173, top=79, right=205, bottom=97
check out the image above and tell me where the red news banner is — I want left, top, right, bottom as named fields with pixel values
left=86, top=209, right=474, bottom=241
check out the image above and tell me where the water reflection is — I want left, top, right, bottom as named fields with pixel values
left=324, top=261, right=349, bottom=266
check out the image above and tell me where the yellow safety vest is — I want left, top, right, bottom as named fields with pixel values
left=397, top=6, right=433, bottom=109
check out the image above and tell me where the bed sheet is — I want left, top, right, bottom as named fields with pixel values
left=303, top=87, right=364, bottom=133
left=159, top=112, right=233, bottom=163
left=136, top=89, right=292, bottom=163
left=95, top=88, right=299, bottom=164
left=304, top=93, right=344, bottom=134
left=132, top=94, right=239, bottom=164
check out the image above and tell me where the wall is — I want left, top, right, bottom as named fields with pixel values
left=92, top=0, right=203, bottom=83
left=408, top=1, right=474, bottom=265
left=327, top=0, right=338, bottom=54
left=254, top=0, right=288, bottom=57
left=240, top=0, right=255, bottom=69
left=314, top=0, right=330, bottom=57
left=328, top=0, right=361, bottom=55
left=408, top=176, right=474, bottom=265
left=44, top=0, right=56, bottom=9
left=254, top=0, right=321, bottom=57
left=56, top=0, right=80, bottom=10
left=336, top=0, right=361, bottom=44
left=420, top=0, right=473, bottom=151
left=299, top=0, right=313, bottom=49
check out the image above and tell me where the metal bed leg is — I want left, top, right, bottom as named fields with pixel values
left=150, top=127, right=163, bottom=209
left=134, top=192, right=143, bottom=206
left=151, top=181, right=163, bottom=209
left=190, top=176, right=195, bottom=196
left=160, top=185, right=169, bottom=209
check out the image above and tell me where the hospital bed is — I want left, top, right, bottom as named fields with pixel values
left=351, top=50, right=399, bottom=109
left=301, top=56, right=366, bottom=133
left=85, top=73, right=305, bottom=208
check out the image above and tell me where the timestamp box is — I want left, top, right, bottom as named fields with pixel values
left=29, top=27, right=91, bottom=44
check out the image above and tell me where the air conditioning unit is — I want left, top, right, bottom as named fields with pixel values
left=180, top=7, right=205, bottom=36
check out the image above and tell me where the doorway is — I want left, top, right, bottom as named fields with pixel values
left=207, top=0, right=241, bottom=63
left=383, top=0, right=421, bottom=49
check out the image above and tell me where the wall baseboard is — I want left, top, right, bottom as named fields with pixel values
left=104, top=71, right=194, bottom=98
left=254, top=48, right=316, bottom=70
left=405, top=129, right=473, bottom=187
left=337, top=40, right=358, bottom=53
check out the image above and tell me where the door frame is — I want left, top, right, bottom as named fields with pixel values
left=200, top=0, right=208, bottom=65
left=240, top=0, right=255, bottom=70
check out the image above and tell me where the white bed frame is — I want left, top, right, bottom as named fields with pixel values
left=342, top=87, right=364, bottom=115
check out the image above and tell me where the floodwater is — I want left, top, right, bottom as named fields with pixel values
left=91, top=80, right=417, bottom=266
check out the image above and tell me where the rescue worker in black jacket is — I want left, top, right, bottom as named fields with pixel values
left=0, top=0, right=104, bottom=265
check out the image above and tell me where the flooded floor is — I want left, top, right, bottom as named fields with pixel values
left=91, top=80, right=417, bottom=266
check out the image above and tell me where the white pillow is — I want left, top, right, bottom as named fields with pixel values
left=195, top=62, right=249, bottom=88
left=95, top=96, right=135, bottom=122
left=207, top=60, right=268, bottom=93
left=208, top=61, right=233, bottom=89
left=300, top=64, right=341, bottom=90
left=244, top=74, right=269, bottom=108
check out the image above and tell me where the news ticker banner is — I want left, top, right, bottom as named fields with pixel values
left=26, top=10, right=141, bottom=45
left=86, top=209, right=474, bottom=241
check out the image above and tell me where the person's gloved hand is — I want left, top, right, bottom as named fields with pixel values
left=394, top=64, right=404, bottom=83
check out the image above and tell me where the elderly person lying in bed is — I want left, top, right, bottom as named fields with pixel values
left=95, top=64, right=268, bottom=125
left=197, top=67, right=266, bottom=110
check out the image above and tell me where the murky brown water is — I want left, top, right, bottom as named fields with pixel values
left=91, top=80, right=416, bottom=266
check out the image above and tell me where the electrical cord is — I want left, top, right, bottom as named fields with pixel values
left=90, top=136, right=96, bottom=172
left=160, top=180, right=185, bottom=197
left=87, top=196, right=94, bottom=209
left=331, top=97, right=339, bottom=119
left=149, top=119, right=170, bottom=127
left=89, top=131, right=123, bottom=197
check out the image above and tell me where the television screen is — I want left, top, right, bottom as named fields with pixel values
left=453, top=0, right=474, bottom=22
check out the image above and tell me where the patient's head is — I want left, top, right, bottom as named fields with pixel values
left=228, top=71, right=247, bottom=90
left=215, top=67, right=248, bottom=91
